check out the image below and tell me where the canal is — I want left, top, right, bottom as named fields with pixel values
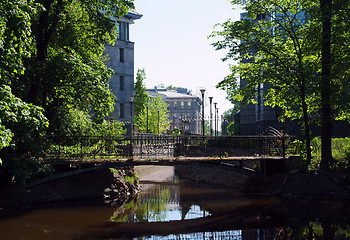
left=0, top=165, right=350, bottom=239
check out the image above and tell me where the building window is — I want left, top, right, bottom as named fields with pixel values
left=120, top=76, right=124, bottom=90
left=117, top=21, right=129, bottom=41
left=120, top=103, right=125, bottom=118
left=256, top=13, right=266, bottom=20
left=180, top=102, right=184, bottom=109
left=119, top=48, right=124, bottom=63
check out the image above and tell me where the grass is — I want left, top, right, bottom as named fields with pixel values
left=309, top=137, right=350, bottom=170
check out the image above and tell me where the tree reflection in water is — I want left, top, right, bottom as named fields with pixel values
left=104, top=179, right=350, bottom=240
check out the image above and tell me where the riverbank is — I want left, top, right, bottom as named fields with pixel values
left=1, top=161, right=349, bottom=211
left=175, top=163, right=350, bottom=201
left=0, top=166, right=140, bottom=210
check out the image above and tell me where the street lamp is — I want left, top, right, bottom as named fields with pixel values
left=146, top=103, right=149, bottom=133
left=157, top=108, right=160, bottom=135
left=214, top=102, right=217, bottom=136
left=209, top=97, right=213, bottom=136
left=216, top=107, right=219, bottom=136
left=200, top=89, right=205, bottom=136
left=129, top=97, right=134, bottom=136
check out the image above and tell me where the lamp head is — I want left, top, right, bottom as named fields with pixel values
left=200, top=89, right=205, bottom=97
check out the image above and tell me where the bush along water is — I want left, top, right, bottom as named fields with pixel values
left=294, top=137, right=350, bottom=174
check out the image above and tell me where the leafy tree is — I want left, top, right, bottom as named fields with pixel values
left=12, top=0, right=135, bottom=132
left=0, top=1, right=48, bottom=168
left=211, top=0, right=350, bottom=166
left=134, top=68, right=149, bottom=118
left=166, top=85, right=180, bottom=90
left=136, top=95, right=170, bottom=134
left=211, top=0, right=321, bottom=163
left=227, top=121, right=236, bottom=135
left=0, top=0, right=134, bottom=185
left=165, top=85, right=188, bottom=92
left=222, top=108, right=239, bottom=135
left=93, top=119, right=126, bottom=137
left=319, top=0, right=333, bottom=170
left=318, top=0, right=350, bottom=170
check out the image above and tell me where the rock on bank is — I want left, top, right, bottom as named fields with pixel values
left=26, top=166, right=140, bottom=204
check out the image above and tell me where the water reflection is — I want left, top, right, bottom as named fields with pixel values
left=108, top=166, right=211, bottom=223
left=0, top=165, right=350, bottom=240
left=142, top=230, right=242, bottom=240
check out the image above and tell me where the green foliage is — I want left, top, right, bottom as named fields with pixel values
left=50, top=105, right=126, bottom=137
left=109, top=168, right=119, bottom=174
left=94, top=120, right=126, bottom=137
left=0, top=156, right=50, bottom=186
left=50, top=107, right=94, bottom=136
left=136, top=94, right=171, bottom=134
left=211, top=0, right=321, bottom=121
left=166, top=85, right=186, bottom=91
left=210, top=0, right=350, bottom=166
left=0, top=0, right=134, bottom=186
left=110, top=200, right=138, bottom=222
left=134, top=68, right=149, bottom=118
left=294, top=137, right=350, bottom=171
left=227, top=121, right=235, bottom=135
left=171, top=128, right=182, bottom=135
left=109, top=168, right=139, bottom=184
left=308, top=137, right=350, bottom=171
left=0, top=85, right=48, bottom=176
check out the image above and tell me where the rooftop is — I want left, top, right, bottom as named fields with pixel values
left=146, top=88, right=200, bottom=100
left=126, top=9, right=143, bottom=19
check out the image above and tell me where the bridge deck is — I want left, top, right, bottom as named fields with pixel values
left=44, top=156, right=285, bottom=165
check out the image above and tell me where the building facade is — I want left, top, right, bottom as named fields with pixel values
left=238, top=12, right=282, bottom=135
left=146, top=88, right=202, bottom=135
left=104, top=10, right=142, bottom=126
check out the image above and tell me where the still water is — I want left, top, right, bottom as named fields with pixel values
left=1, top=165, right=350, bottom=240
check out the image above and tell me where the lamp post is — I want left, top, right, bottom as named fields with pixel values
left=214, top=102, right=217, bottom=136
left=216, top=107, right=219, bottom=136
left=129, top=97, right=134, bottom=136
left=157, top=108, right=160, bottom=135
left=146, top=103, right=149, bottom=133
left=200, top=89, right=205, bottom=136
left=209, top=97, right=213, bottom=136
left=221, top=115, right=225, bottom=136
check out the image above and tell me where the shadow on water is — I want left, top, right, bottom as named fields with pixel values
left=1, top=165, right=350, bottom=240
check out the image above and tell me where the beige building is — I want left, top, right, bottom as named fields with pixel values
left=146, top=88, right=202, bottom=135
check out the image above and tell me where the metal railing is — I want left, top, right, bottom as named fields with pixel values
left=44, top=134, right=297, bottom=160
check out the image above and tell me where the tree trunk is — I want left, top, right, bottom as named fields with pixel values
left=301, top=88, right=312, bottom=165
left=322, top=222, right=335, bottom=240
left=27, top=0, right=54, bottom=104
left=27, top=0, right=62, bottom=106
left=320, top=0, right=333, bottom=170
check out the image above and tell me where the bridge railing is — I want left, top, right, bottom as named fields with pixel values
left=44, top=134, right=297, bottom=160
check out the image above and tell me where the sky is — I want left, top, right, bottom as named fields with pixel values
left=131, top=0, right=242, bottom=118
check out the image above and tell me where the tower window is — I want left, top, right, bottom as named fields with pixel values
left=120, top=76, right=124, bottom=90
left=120, top=103, right=125, bottom=118
left=117, top=21, right=129, bottom=41
left=119, top=48, right=124, bottom=63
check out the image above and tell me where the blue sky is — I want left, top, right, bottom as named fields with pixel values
left=132, top=0, right=242, bottom=117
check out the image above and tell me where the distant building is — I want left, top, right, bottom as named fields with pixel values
left=104, top=10, right=142, bottom=128
left=146, top=87, right=202, bottom=135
